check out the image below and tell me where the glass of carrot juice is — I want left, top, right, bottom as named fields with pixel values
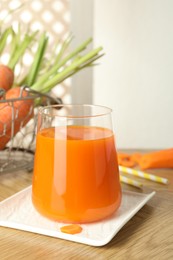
left=32, top=104, right=122, bottom=223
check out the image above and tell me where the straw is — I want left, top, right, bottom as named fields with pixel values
left=120, top=174, right=143, bottom=189
left=119, top=166, right=169, bottom=185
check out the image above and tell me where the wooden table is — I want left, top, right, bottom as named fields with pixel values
left=0, top=154, right=173, bottom=260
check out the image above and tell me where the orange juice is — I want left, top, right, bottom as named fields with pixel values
left=32, top=126, right=121, bottom=223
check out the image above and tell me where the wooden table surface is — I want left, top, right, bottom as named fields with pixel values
left=0, top=152, right=173, bottom=260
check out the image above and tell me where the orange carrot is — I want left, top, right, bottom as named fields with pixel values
left=139, top=148, right=173, bottom=170
left=131, top=153, right=142, bottom=164
left=0, top=87, right=33, bottom=150
left=117, top=153, right=136, bottom=167
left=60, top=224, right=83, bottom=235
left=0, top=64, right=14, bottom=91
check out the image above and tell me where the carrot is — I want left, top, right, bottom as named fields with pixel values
left=0, top=64, right=14, bottom=91
left=60, top=224, right=83, bottom=235
left=131, top=153, right=142, bottom=164
left=138, top=148, right=173, bottom=170
left=0, top=86, right=33, bottom=150
left=0, top=35, right=103, bottom=151
left=117, top=153, right=136, bottom=167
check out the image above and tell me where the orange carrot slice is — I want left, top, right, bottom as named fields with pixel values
left=131, top=153, right=142, bottom=164
left=60, top=224, right=83, bottom=235
left=139, top=148, right=173, bottom=170
left=117, top=153, right=136, bottom=167
left=118, top=159, right=136, bottom=167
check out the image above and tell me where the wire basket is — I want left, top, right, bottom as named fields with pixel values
left=0, top=86, right=62, bottom=173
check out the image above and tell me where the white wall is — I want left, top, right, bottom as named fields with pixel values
left=93, top=0, right=173, bottom=149
left=70, top=0, right=93, bottom=104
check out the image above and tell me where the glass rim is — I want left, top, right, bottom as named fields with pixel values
left=38, top=104, right=112, bottom=119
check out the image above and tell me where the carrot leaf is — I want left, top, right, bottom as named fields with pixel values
left=31, top=45, right=103, bottom=93
left=24, top=32, right=48, bottom=86
left=0, top=27, right=13, bottom=55
left=8, top=30, right=37, bottom=70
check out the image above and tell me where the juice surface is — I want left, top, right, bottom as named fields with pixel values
left=32, top=126, right=121, bottom=223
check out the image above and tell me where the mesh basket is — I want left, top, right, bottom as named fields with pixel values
left=0, top=86, right=62, bottom=173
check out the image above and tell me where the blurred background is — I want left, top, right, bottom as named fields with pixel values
left=71, top=0, right=173, bottom=150
left=1, top=0, right=173, bottom=150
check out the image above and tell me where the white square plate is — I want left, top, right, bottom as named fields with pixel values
left=0, top=186, right=155, bottom=246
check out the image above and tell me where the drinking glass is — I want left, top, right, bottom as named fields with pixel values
left=32, top=104, right=122, bottom=223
